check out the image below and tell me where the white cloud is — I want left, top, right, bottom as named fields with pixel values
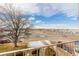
left=35, top=20, right=45, bottom=24
left=33, top=24, right=79, bottom=29
left=13, top=3, right=40, bottom=14
left=60, top=3, right=78, bottom=17
left=13, top=3, right=78, bottom=17
left=38, top=3, right=78, bottom=17
left=0, top=3, right=78, bottom=17
left=36, top=3, right=60, bottom=17
left=70, top=17, right=77, bottom=20
left=35, top=20, right=42, bottom=23
left=28, top=17, right=35, bottom=21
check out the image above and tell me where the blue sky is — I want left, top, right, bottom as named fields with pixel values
left=27, top=12, right=78, bottom=29
left=15, top=3, right=78, bottom=29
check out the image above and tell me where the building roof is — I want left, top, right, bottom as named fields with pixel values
left=28, top=40, right=55, bottom=48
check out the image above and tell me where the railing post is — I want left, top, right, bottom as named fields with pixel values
left=54, top=45, right=58, bottom=56
left=41, top=48, right=45, bottom=56
left=27, top=50, right=31, bottom=56
left=70, top=42, right=75, bottom=56
left=14, top=52, right=16, bottom=56
left=42, top=48, right=45, bottom=56
left=23, top=51, right=25, bottom=56
left=25, top=50, right=27, bottom=56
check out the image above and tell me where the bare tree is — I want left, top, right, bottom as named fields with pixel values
left=0, top=4, right=32, bottom=47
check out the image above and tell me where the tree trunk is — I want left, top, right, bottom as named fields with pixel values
left=14, top=41, right=18, bottom=47
left=14, top=38, right=18, bottom=47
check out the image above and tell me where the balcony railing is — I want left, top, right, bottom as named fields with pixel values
left=0, top=41, right=78, bottom=56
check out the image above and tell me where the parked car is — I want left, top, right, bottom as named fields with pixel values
left=0, top=39, right=10, bottom=44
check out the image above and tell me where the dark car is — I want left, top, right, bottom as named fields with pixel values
left=0, top=39, right=10, bottom=44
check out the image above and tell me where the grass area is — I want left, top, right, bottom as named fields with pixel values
left=0, top=43, right=27, bottom=53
